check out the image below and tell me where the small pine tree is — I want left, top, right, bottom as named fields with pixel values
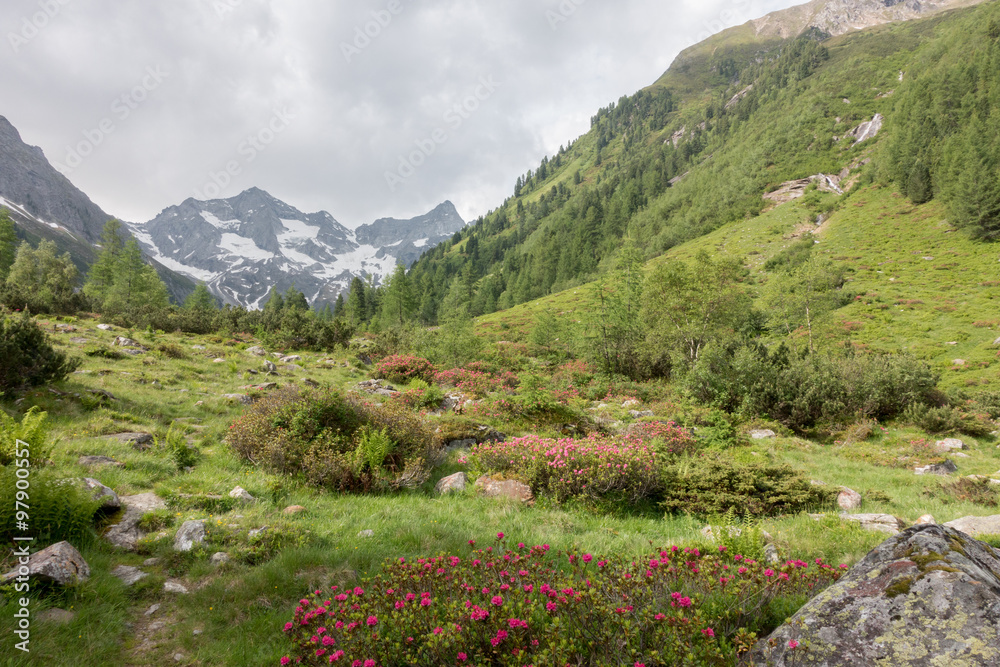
left=907, top=162, right=933, bottom=204
left=284, top=286, right=310, bottom=311
left=0, top=208, right=16, bottom=283
left=185, top=283, right=217, bottom=311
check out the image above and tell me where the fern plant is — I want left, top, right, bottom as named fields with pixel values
left=356, top=426, right=395, bottom=471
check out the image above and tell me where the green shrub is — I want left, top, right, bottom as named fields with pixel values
left=660, top=458, right=833, bottom=517
left=84, top=345, right=125, bottom=360
left=0, top=310, right=80, bottom=395
left=227, top=387, right=436, bottom=493
left=902, top=403, right=995, bottom=437
left=137, top=509, right=175, bottom=532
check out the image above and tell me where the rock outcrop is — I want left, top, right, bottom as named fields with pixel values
left=751, top=524, right=1000, bottom=666
left=1, top=541, right=90, bottom=586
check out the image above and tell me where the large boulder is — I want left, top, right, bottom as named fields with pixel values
left=174, top=520, right=206, bottom=552
left=474, top=475, right=534, bottom=504
left=837, top=486, right=862, bottom=511
left=435, top=472, right=468, bottom=495
left=1, top=541, right=90, bottom=585
left=104, top=493, right=168, bottom=550
left=81, top=478, right=121, bottom=511
left=751, top=525, right=1000, bottom=666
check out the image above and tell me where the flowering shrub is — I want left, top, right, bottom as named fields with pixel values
left=280, top=534, right=843, bottom=666
left=471, top=423, right=696, bottom=504
left=434, top=366, right=519, bottom=398
left=374, top=355, right=436, bottom=384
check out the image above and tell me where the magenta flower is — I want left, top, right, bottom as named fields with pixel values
left=491, top=595, right=504, bottom=606
left=788, top=639, right=800, bottom=649
left=366, top=615, right=378, bottom=626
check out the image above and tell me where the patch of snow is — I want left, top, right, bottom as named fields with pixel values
left=131, top=227, right=219, bottom=282
left=413, top=238, right=429, bottom=248
left=201, top=211, right=241, bottom=229
left=278, top=219, right=320, bottom=241
left=219, top=233, right=276, bottom=261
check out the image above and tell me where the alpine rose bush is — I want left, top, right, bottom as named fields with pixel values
left=434, top=367, right=519, bottom=398
left=374, top=355, right=436, bottom=384
left=471, top=422, right=696, bottom=503
left=280, top=533, right=843, bottom=666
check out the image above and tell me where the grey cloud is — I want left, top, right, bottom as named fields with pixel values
left=0, top=0, right=799, bottom=227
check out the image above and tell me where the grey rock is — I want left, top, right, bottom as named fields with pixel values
left=143, top=557, right=161, bottom=566
left=1, top=541, right=89, bottom=585
left=357, top=529, right=375, bottom=538
left=113, top=336, right=148, bottom=351
left=915, top=459, right=959, bottom=476
left=97, top=324, right=114, bottom=331
left=837, top=486, right=863, bottom=511
left=435, top=472, right=468, bottom=495
left=248, top=526, right=268, bottom=539
left=79, top=455, right=124, bottom=469
left=173, top=520, right=206, bottom=552
left=191, top=345, right=206, bottom=350
left=263, top=360, right=277, bottom=373
left=750, top=429, right=777, bottom=440
left=934, top=438, right=964, bottom=453
left=222, top=393, right=252, bottom=404
left=228, top=486, right=255, bottom=504
left=763, top=543, right=780, bottom=565
left=281, top=355, right=302, bottom=363
left=474, top=475, right=534, bottom=504
left=246, top=345, right=267, bottom=356
left=628, top=410, right=654, bottom=418
left=112, top=565, right=148, bottom=586
left=915, top=514, right=936, bottom=526
left=82, top=477, right=121, bottom=510
left=210, top=552, right=230, bottom=565
left=164, top=580, right=188, bottom=594
left=144, top=603, right=161, bottom=616
left=283, top=505, right=306, bottom=515
left=944, top=515, right=1000, bottom=537
left=106, top=432, right=154, bottom=450
left=841, top=513, right=905, bottom=535
left=751, top=525, right=1000, bottom=666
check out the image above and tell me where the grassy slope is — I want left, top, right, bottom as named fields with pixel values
left=2, top=306, right=998, bottom=665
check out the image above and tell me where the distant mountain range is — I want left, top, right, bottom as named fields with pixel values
left=0, top=115, right=464, bottom=307
left=130, top=190, right=463, bottom=308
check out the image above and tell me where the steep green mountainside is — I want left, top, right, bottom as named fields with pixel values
left=407, top=0, right=1000, bottom=331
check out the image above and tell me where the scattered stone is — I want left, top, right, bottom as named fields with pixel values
left=934, top=438, right=965, bottom=453
left=953, top=358, right=967, bottom=366
left=357, top=529, right=375, bottom=538
left=112, top=565, right=148, bottom=586
left=55, top=323, right=76, bottom=331
left=281, top=355, right=302, bottom=363
left=628, top=410, right=654, bottom=418
left=37, top=608, right=75, bottom=624
left=106, top=432, right=154, bottom=450
left=164, top=581, right=189, bottom=594
left=0, top=541, right=89, bottom=585
left=841, top=513, right=905, bottom=535
left=448, top=438, right=477, bottom=450
left=283, top=505, right=306, bottom=515
left=763, top=544, right=780, bottom=565
left=193, top=629, right=203, bottom=636
left=915, top=514, right=936, bottom=525
left=255, top=382, right=278, bottom=391
left=915, top=459, right=959, bottom=476
left=750, top=429, right=777, bottom=440
left=82, top=478, right=121, bottom=511
left=435, top=472, right=468, bottom=495
left=143, top=557, right=161, bottom=567
left=994, top=336, right=1000, bottom=346
left=191, top=345, right=206, bottom=350
left=263, top=360, right=277, bottom=373
left=173, top=520, right=206, bottom=552
left=228, top=486, right=255, bottom=504
left=943, top=514, right=1000, bottom=537
left=69, top=337, right=89, bottom=344
left=246, top=345, right=267, bottom=356
left=144, top=603, right=161, bottom=617
left=213, top=358, right=226, bottom=363
left=78, top=455, right=124, bottom=469
left=837, top=487, right=863, bottom=512
left=89, top=388, right=117, bottom=401
left=751, top=525, right=1000, bottom=666
left=97, top=324, right=114, bottom=331
left=303, top=378, right=319, bottom=388
left=174, top=653, right=186, bottom=662
left=622, top=399, right=640, bottom=408
left=222, top=394, right=252, bottom=404
left=248, top=526, right=268, bottom=539
left=474, top=475, right=534, bottom=504
left=113, top=336, right=148, bottom=351
left=952, top=452, right=971, bottom=458
left=211, top=552, right=231, bottom=565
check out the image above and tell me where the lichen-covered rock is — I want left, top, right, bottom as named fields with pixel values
left=842, top=513, right=905, bottom=535
left=174, top=520, right=206, bottom=552
left=915, top=459, right=959, bottom=476
left=1, top=541, right=89, bottom=585
left=751, top=525, right=1000, bottom=666
left=474, top=475, right=534, bottom=504
left=837, top=486, right=862, bottom=511
left=435, top=472, right=467, bottom=495
left=944, top=515, right=1000, bottom=538
left=104, top=492, right=168, bottom=550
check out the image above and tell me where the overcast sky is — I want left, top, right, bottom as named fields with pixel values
left=1, top=0, right=800, bottom=228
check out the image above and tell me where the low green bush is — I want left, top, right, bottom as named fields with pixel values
left=660, top=458, right=833, bottom=517
left=0, top=469, right=101, bottom=547
left=902, top=403, right=995, bottom=437
left=0, top=310, right=79, bottom=395
left=227, top=387, right=436, bottom=493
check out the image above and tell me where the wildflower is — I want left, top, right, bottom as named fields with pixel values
left=497, top=532, right=505, bottom=540
left=457, top=653, right=467, bottom=662
left=788, top=640, right=800, bottom=649
left=280, top=658, right=291, bottom=666
left=491, top=595, right=504, bottom=606
left=433, top=627, right=443, bottom=635
left=582, top=554, right=593, bottom=563
left=366, top=615, right=378, bottom=626
left=702, top=628, right=715, bottom=638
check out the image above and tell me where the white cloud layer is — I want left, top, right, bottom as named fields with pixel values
left=0, top=0, right=800, bottom=227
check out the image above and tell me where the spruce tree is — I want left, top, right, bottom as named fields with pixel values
left=185, top=283, right=217, bottom=311
left=83, top=219, right=127, bottom=306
